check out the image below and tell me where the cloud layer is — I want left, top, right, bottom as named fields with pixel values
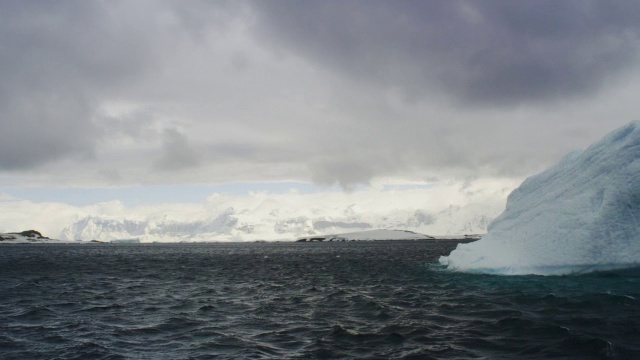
left=1, top=1, right=640, bottom=188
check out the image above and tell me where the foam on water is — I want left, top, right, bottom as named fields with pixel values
left=441, top=121, right=640, bottom=275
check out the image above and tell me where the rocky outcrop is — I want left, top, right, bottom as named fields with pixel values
left=0, top=230, right=56, bottom=243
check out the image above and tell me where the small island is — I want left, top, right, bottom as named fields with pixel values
left=0, top=230, right=58, bottom=243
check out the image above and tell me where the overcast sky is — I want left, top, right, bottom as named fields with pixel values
left=1, top=0, right=640, bottom=209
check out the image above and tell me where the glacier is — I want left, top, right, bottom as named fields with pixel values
left=440, top=121, right=640, bottom=275
left=59, top=201, right=503, bottom=242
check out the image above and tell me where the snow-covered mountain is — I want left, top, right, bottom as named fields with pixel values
left=296, top=229, right=437, bottom=242
left=60, top=199, right=503, bottom=242
left=0, top=230, right=65, bottom=244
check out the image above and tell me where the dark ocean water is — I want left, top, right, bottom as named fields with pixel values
left=0, top=240, right=638, bottom=359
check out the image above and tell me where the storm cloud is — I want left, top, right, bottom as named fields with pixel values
left=1, top=1, right=639, bottom=188
left=252, top=0, right=640, bottom=105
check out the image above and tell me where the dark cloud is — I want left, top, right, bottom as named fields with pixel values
left=0, top=89, right=96, bottom=169
left=0, top=1, right=237, bottom=170
left=311, top=159, right=375, bottom=189
left=154, top=129, right=200, bottom=171
left=0, top=2, right=144, bottom=169
left=250, top=0, right=640, bottom=106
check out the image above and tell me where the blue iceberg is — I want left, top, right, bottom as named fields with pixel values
left=440, top=121, right=640, bottom=275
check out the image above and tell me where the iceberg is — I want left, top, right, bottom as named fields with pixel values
left=440, top=121, right=640, bottom=275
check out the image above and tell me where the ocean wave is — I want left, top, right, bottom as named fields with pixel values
left=0, top=241, right=638, bottom=359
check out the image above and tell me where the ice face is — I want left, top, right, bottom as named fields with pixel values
left=440, top=121, right=640, bottom=275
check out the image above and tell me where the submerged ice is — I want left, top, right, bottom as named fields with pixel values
left=440, top=121, right=640, bottom=275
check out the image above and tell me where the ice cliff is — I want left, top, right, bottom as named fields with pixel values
left=440, top=121, right=640, bottom=275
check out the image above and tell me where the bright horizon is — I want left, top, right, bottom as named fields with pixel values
left=0, top=177, right=520, bottom=240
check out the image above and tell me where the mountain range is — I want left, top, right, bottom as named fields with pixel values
left=59, top=201, right=501, bottom=242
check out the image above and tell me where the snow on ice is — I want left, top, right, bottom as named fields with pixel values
left=440, top=121, right=640, bottom=275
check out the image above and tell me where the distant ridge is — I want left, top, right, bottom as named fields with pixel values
left=295, top=229, right=482, bottom=242
left=59, top=202, right=498, bottom=243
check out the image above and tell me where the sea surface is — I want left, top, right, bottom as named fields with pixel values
left=0, top=240, right=638, bottom=359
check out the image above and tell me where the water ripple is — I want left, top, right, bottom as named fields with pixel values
left=0, top=241, right=638, bottom=359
